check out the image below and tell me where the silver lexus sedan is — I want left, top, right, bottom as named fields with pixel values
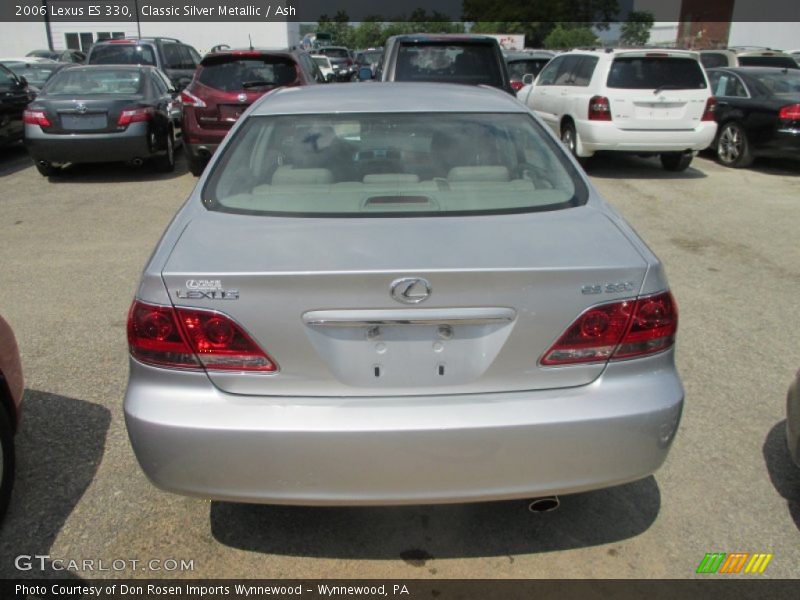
left=125, top=83, right=684, bottom=506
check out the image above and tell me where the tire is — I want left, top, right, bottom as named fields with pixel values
left=0, top=407, right=15, bottom=523
left=34, top=161, right=56, bottom=177
left=660, top=152, right=693, bottom=172
left=716, top=121, right=753, bottom=168
left=153, top=131, right=175, bottom=173
left=560, top=121, right=587, bottom=167
left=187, top=153, right=207, bottom=177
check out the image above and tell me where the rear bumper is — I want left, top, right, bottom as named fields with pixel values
left=787, top=372, right=800, bottom=467
left=576, top=120, right=717, bottom=156
left=185, top=141, right=220, bottom=162
left=753, top=128, right=800, bottom=159
left=124, top=351, right=684, bottom=506
left=24, top=122, right=151, bottom=163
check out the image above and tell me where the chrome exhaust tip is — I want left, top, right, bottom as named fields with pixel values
left=528, top=496, right=559, bottom=513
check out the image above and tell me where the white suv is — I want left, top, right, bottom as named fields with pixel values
left=518, top=49, right=717, bottom=171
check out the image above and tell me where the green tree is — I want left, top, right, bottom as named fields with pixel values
left=619, top=11, right=654, bottom=46
left=543, top=24, right=599, bottom=49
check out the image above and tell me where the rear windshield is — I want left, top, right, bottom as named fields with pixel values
left=88, top=44, right=156, bottom=66
left=507, top=59, right=550, bottom=80
left=3, top=62, right=61, bottom=87
left=319, top=48, right=349, bottom=58
left=748, top=70, right=800, bottom=96
left=738, top=56, right=798, bottom=69
left=44, top=69, right=143, bottom=95
left=396, top=43, right=503, bottom=88
left=607, top=57, right=707, bottom=90
left=198, top=57, right=297, bottom=91
left=312, top=56, right=329, bottom=67
left=0, top=66, right=17, bottom=88
left=204, top=112, right=585, bottom=217
left=700, top=53, right=729, bottom=68
left=359, top=51, right=382, bottom=63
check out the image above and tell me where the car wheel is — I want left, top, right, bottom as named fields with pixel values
left=660, top=152, right=693, bottom=172
left=0, top=407, right=15, bottom=522
left=154, top=131, right=175, bottom=173
left=187, top=154, right=207, bottom=177
left=34, top=160, right=57, bottom=177
left=560, top=122, right=587, bottom=167
left=716, top=121, right=753, bottom=168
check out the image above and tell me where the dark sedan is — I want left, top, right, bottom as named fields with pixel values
left=24, top=65, right=183, bottom=175
left=707, top=67, right=800, bottom=167
left=0, top=64, right=31, bottom=148
left=0, top=60, right=67, bottom=95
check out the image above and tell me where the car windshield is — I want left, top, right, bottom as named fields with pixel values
left=748, top=69, right=800, bottom=96
left=44, top=68, right=143, bottom=95
left=360, top=51, right=382, bottom=63
left=0, top=66, right=16, bottom=88
left=198, top=56, right=297, bottom=91
left=312, top=56, right=330, bottom=67
left=507, top=59, right=550, bottom=80
left=738, top=56, right=798, bottom=69
left=607, top=57, right=707, bottom=89
left=89, top=44, right=156, bottom=66
left=396, top=43, right=503, bottom=87
left=204, top=112, right=584, bottom=217
left=2, top=62, right=61, bottom=87
left=319, top=48, right=349, bottom=58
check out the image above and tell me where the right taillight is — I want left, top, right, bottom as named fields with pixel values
left=540, top=292, right=677, bottom=366
left=588, top=95, right=612, bottom=121
left=180, top=89, right=207, bottom=108
left=702, top=96, right=717, bottom=121
left=22, top=109, right=51, bottom=127
left=778, top=103, right=800, bottom=120
left=127, top=300, right=277, bottom=372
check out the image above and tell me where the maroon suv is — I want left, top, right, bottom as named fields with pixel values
left=181, top=48, right=326, bottom=176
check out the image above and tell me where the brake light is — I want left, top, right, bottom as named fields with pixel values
left=109, top=39, right=136, bottom=44
left=231, top=50, right=263, bottom=57
left=589, top=95, right=611, bottom=121
left=127, top=300, right=278, bottom=372
left=22, top=109, right=51, bottom=127
left=701, top=96, right=717, bottom=121
left=345, top=58, right=353, bottom=66
left=645, top=52, right=669, bottom=57
left=180, top=89, right=207, bottom=108
left=540, top=292, right=677, bottom=366
left=117, top=106, right=154, bottom=127
left=778, top=103, right=800, bottom=120
left=511, top=80, right=524, bottom=91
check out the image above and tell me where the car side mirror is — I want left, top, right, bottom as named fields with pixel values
left=522, top=73, right=534, bottom=86
left=358, top=67, right=373, bottom=81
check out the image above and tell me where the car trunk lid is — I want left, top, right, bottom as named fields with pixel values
left=161, top=207, right=649, bottom=397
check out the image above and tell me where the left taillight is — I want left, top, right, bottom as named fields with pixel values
left=117, top=106, right=154, bottom=127
left=701, top=96, right=717, bottom=121
left=22, top=109, right=51, bottom=127
left=778, top=103, right=800, bottom=120
left=127, top=300, right=278, bottom=372
left=511, top=80, right=524, bottom=91
left=540, top=292, right=678, bottom=366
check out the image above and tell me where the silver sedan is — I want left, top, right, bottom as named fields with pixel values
left=124, top=83, right=684, bottom=506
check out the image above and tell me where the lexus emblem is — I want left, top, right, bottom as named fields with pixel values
left=390, top=277, right=431, bottom=304
left=237, top=93, right=247, bottom=102
left=75, top=103, right=88, bottom=114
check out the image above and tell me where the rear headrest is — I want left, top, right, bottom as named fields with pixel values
left=272, top=167, right=333, bottom=185
left=447, top=166, right=510, bottom=182
left=363, top=173, right=420, bottom=184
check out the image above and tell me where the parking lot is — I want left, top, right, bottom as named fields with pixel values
left=0, top=145, right=798, bottom=579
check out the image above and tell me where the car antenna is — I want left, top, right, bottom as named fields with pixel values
left=249, top=34, right=253, bottom=51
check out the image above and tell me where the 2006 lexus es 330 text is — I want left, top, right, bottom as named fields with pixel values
left=124, top=83, right=684, bottom=506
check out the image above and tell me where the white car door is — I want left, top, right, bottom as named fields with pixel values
left=524, top=55, right=567, bottom=133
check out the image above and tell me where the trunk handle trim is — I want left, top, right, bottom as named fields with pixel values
left=303, top=307, right=516, bottom=328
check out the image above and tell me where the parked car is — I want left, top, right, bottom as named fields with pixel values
left=354, top=48, right=383, bottom=77
left=519, top=49, right=717, bottom=171
left=504, top=50, right=554, bottom=92
left=789, top=369, right=800, bottom=467
left=706, top=67, right=800, bottom=168
left=181, top=48, right=325, bottom=176
left=699, top=48, right=798, bottom=70
left=0, top=59, right=68, bottom=95
left=86, top=37, right=201, bottom=88
left=24, top=65, right=182, bottom=175
left=27, top=48, right=85, bottom=63
left=311, top=54, right=335, bottom=82
left=0, top=64, right=32, bottom=148
left=0, top=314, right=23, bottom=522
left=789, top=50, right=800, bottom=66
left=124, top=82, right=683, bottom=508
left=377, top=34, right=514, bottom=94
left=315, top=46, right=355, bottom=81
